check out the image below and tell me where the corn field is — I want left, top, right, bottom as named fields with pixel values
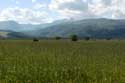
left=0, top=40, right=124, bottom=83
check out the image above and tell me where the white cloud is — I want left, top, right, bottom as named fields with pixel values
left=0, top=7, right=53, bottom=24
left=89, top=0, right=125, bottom=19
left=49, top=0, right=125, bottom=20
left=1, top=0, right=125, bottom=24
left=49, top=0, right=93, bottom=20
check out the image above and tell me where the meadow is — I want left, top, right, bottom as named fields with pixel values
left=0, top=40, right=124, bottom=83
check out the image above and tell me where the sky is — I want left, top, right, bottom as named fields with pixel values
left=0, top=0, right=125, bottom=24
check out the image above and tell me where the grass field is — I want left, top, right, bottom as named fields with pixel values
left=0, top=40, right=124, bottom=83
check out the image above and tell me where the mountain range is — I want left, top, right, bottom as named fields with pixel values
left=0, top=18, right=125, bottom=39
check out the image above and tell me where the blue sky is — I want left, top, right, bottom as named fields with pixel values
left=0, top=0, right=125, bottom=24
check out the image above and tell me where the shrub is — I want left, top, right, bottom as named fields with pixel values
left=85, top=37, right=90, bottom=41
left=55, top=36, right=61, bottom=40
left=71, top=34, right=78, bottom=41
left=106, top=37, right=112, bottom=40
left=33, top=38, right=39, bottom=42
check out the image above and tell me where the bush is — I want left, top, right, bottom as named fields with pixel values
left=71, top=35, right=78, bottom=41
left=106, top=37, right=112, bottom=40
left=85, top=37, right=90, bottom=41
left=55, top=36, right=61, bottom=40
left=33, top=38, right=39, bottom=42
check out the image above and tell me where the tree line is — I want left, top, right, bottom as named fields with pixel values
left=33, top=34, right=91, bottom=42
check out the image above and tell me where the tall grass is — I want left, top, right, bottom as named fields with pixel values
left=0, top=40, right=124, bottom=83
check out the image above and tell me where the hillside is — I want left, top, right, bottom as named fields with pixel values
left=30, top=19, right=125, bottom=39
left=0, top=19, right=125, bottom=39
left=0, top=30, right=29, bottom=39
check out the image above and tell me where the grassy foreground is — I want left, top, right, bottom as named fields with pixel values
left=0, top=40, right=124, bottom=83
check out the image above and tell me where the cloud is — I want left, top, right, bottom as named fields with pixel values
left=90, top=0, right=125, bottom=19
left=49, top=0, right=125, bottom=20
left=0, top=7, right=53, bottom=24
left=49, top=0, right=93, bottom=19
left=1, top=0, right=125, bottom=24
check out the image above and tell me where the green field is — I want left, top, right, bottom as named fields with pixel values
left=0, top=40, right=124, bottom=83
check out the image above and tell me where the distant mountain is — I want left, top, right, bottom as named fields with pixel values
left=0, top=21, right=21, bottom=31
left=0, top=30, right=29, bottom=39
left=0, top=21, right=39, bottom=31
left=31, top=18, right=125, bottom=39
left=0, top=18, right=125, bottom=39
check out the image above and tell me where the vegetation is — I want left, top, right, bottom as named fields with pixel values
left=55, top=36, right=61, bottom=40
left=0, top=40, right=124, bottom=82
left=33, top=38, right=39, bottom=42
left=106, top=37, right=112, bottom=40
left=85, top=37, right=90, bottom=41
left=71, top=35, right=78, bottom=41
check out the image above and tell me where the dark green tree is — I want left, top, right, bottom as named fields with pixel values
left=85, top=37, right=90, bottom=41
left=33, top=38, right=39, bottom=42
left=106, top=37, right=112, bottom=40
left=55, top=36, right=61, bottom=40
left=71, top=34, right=78, bottom=41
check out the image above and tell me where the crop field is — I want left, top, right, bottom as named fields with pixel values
left=0, top=40, right=124, bottom=83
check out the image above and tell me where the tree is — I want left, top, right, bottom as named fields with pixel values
left=55, top=36, right=61, bottom=40
left=85, top=37, right=90, bottom=41
left=106, top=37, right=112, bottom=40
left=33, top=38, right=39, bottom=42
left=71, top=34, right=78, bottom=41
